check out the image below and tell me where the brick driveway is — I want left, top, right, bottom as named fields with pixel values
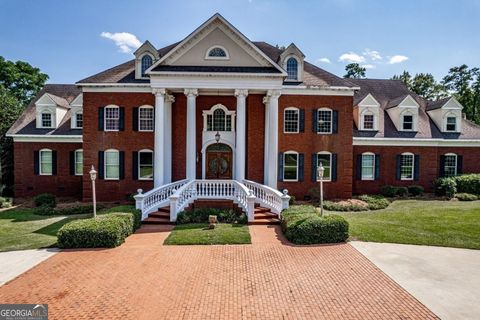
left=0, top=225, right=436, bottom=319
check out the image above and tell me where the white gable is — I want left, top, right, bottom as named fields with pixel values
left=35, top=93, right=57, bottom=107
left=358, top=94, right=380, bottom=107
left=70, top=94, right=83, bottom=107
left=398, top=95, right=419, bottom=108
left=441, top=97, right=463, bottom=110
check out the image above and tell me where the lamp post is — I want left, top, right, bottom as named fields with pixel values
left=215, top=131, right=221, bottom=143
left=89, top=165, right=97, bottom=218
left=317, top=163, right=325, bottom=216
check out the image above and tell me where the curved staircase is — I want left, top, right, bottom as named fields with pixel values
left=143, top=206, right=172, bottom=225
left=251, top=205, right=280, bottom=225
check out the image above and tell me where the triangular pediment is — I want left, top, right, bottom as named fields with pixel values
left=35, top=93, right=58, bottom=107
left=398, top=95, right=419, bottom=108
left=148, top=13, right=286, bottom=74
left=442, top=97, right=463, bottom=110
left=358, top=94, right=380, bottom=107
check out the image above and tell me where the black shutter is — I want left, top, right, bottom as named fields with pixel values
left=34, top=151, right=39, bottom=175
left=98, top=107, right=104, bottom=131
left=52, top=151, right=57, bottom=175
left=311, top=153, right=318, bottom=181
left=132, top=107, right=139, bottom=132
left=457, top=155, right=463, bottom=175
left=356, top=154, right=362, bottom=180
left=396, top=155, right=401, bottom=180
left=119, top=151, right=125, bottom=179
left=98, top=151, right=105, bottom=179
left=331, top=154, right=337, bottom=182
left=132, top=151, right=139, bottom=180
left=277, top=152, right=284, bottom=182
left=298, top=154, right=304, bottom=182
left=439, top=155, right=446, bottom=177
left=69, top=151, right=75, bottom=175
left=299, top=109, right=305, bottom=132
left=375, top=154, right=381, bottom=180
left=312, top=109, right=318, bottom=133
left=119, top=107, right=125, bottom=131
left=332, top=110, right=339, bottom=133
left=414, top=155, right=420, bottom=181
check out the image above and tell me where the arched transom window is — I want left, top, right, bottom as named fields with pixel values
left=203, top=104, right=235, bottom=132
left=206, top=46, right=229, bottom=59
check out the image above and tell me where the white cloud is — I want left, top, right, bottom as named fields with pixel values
left=100, top=32, right=142, bottom=53
left=388, top=55, right=409, bottom=64
left=338, top=52, right=365, bottom=63
left=361, top=64, right=376, bottom=69
left=316, top=57, right=331, bottom=64
left=363, top=49, right=382, bottom=61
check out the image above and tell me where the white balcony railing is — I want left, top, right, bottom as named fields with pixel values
left=243, top=179, right=290, bottom=216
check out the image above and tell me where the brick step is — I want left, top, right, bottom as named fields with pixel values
left=254, top=212, right=278, bottom=219
left=142, top=217, right=173, bottom=225
left=148, top=211, right=170, bottom=219
left=254, top=207, right=271, bottom=214
left=157, top=207, right=170, bottom=213
left=249, top=218, right=281, bottom=225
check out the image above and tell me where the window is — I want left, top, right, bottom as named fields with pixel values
left=446, top=117, right=457, bottom=132
left=317, top=108, right=332, bottom=133
left=283, top=152, right=298, bottom=181
left=286, top=57, right=298, bottom=80
left=141, top=55, right=153, bottom=77
left=400, top=153, right=414, bottom=180
left=139, top=150, right=153, bottom=180
left=105, top=106, right=120, bottom=131
left=206, top=46, right=228, bottom=59
left=74, top=112, right=83, bottom=128
left=206, top=108, right=232, bottom=131
left=363, top=114, right=374, bottom=130
left=75, top=150, right=83, bottom=175
left=402, top=114, right=414, bottom=130
left=105, top=149, right=120, bottom=180
left=444, top=154, right=457, bottom=177
left=317, top=152, right=332, bottom=181
left=361, top=153, right=375, bottom=180
left=40, top=149, right=53, bottom=175
left=41, top=113, right=53, bottom=128
left=139, top=106, right=154, bottom=131
left=284, top=108, right=299, bottom=133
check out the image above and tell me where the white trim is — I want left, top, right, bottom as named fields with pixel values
left=283, top=107, right=300, bottom=134
left=281, top=87, right=356, bottom=96
left=138, top=149, right=154, bottom=181
left=80, top=85, right=152, bottom=92
left=317, top=107, right=333, bottom=134
left=204, top=45, right=230, bottom=60
left=104, top=149, right=120, bottom=180
left=74, top=149, right=83, bottom=176
left=316, top=151, right=332, bottom=182
left=39, top=148, right=53, bottom=176
left=360, top=152, right=375, bottom=181
left=283, top=150, right=299, bottom=182
left=400, top=152, right=414, bottom=181
left=352, top=137, right=480, bottom=147
left=7, top=134, right=82, bottom=143
left=104, top=105, right=120, bottom=132
left=138, top=105, right=154, bottom=132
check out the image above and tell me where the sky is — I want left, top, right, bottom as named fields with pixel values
left=1, top=0, right=479, bottom=84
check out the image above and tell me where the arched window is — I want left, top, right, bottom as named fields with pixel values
left=138, top=105, right=154, bottom=131
left=204, top=105, right=234, bottom=131
left=283, top=151, right=299, bottom=181
left=141, top=55, right=153, bottom=77
left=284, top=107, right=299, bottom=133
left=39, top=148, right=53, bottom=175
left=361, top=152, right=375, bottom=180
left=317, top=151, right=332, bottom=181
left=444, top=153, right=457, bottom=177
left=206, top=46, right=228, bottom=59
left=400, top=152, right=414, bottom=180
left=104, top=149, right=120, bottom=180
left=286, top=57, right=298, bottom=80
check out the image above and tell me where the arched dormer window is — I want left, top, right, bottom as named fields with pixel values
left=141, top=55, right=153, bottom=77
left=203, top=104, right=235, bottom=132
left=205, top=46, right=229, bottom=60
left=286, top=57, right=298, bottom=80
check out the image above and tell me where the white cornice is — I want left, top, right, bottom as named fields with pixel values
left=281, top=87, right=355, bottom=96
left=353, top=137, right=480, bottom=147
left=7, top=134, right=83, bottom=143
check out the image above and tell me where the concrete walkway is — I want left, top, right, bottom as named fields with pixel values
left=0, top=248, right=59, bottom=286
left=352, top=241, right=480, bottom=320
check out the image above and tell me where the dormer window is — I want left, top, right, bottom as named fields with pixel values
left=205, top=46, right=229, bottom=60
left=286, top=57, right=298, bottom=80
left=363, top=113, right=374, bottom=130
left=446, top=116, right=457, bottom=132
left=73, top=112, right=83, bottom=129
left=141, top=55, right=153, bottom=77
left=402, top=114, right=414, bottom=131
left=41, top=112, right=53, bottom=128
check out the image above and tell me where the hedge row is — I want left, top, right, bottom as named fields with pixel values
left=323, top=195, right=390, bottom=212
left=34, top=204, right=106, bottom=216
left=57, top=209, right=141, bottom=248
left=434, top=174, right=480, bottom=199
left=281, top=205, right=349, bottom=244
left=176, top=208, right=247, bottom=224
left=380, top=185, right=424, bottom=197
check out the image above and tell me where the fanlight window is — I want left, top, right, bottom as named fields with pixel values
left=208, top=47, right=227, bottom=58
left=141, top=55, right=153, bottom=77
left=207, top=108, right=232, bottom=131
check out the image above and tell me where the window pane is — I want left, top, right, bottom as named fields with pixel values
left=444, top=155, right=457, bottom=177
left=40, top=151, right=52, bottom=175
left=76, top=113, right=83, bottom=128
left=446, top=117, right=456, bottom=131
left=106, top=165, right=119, bottom=179
left=286, top=58, right=298, bottom=80
left=283, top=153, right=298, bottom=180
left=403, top=115, right=413, bottom=130
left=318, top=110, right=332, bottom=133
left=208, top=47, right=226, bottom=57
left=42, top=113, right=52, bottom=127
left=139, top=107, right=154, bottom=131
left=317, top=154, right=331, bottom=180
left=105, top=107, right=119, bottom=131
left=362, top=154, right=375, bottom=179
left=105, top=151, right=119, bottom=179
left=400, top=154, right=414, bottom=179
left=75, top=151, right=83, bottom=175
left=213, top=109, right=226, bottom=131
left=141, top=55, right=153, bottom=76
left=363, top=114, right=374, bottom=129
left=284, top=109, right=299, bottom=133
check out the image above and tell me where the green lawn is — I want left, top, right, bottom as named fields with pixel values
left=0, top=205, right=136, bottom=252
left=164, top=223, right=251, bottom=245
left=337, top=200, right=480, bottom=249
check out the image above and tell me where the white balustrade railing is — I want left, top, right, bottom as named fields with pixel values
left=243, top=179, right=290, bottom=216
left=134, top=179, right=189, bottom=220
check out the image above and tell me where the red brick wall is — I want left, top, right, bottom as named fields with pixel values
left=277, top=95, right=354, bottom=200
left=353, top=145, right=480, bottom=194
left=82, top=92, right=155, bottom=201
left=246, top=94, right=265, bottom=183
left=13, top=142, right=83, bottom=198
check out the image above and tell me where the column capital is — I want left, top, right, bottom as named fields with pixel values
left=266, top=89, right=281, bottom=99
left=262, top=96, right=270, bottom=105
left=184, top=88, right=198, bottom=97
left=152, top=88, right=166, bottom=96
left=165, top=94, right=175, bottom=103
left=234, top=89, right=249, bottom=98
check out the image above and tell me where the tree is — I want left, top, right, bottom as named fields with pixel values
left=0, top=56, right=48, bottom=195
left=344, top=63, right=366, bottom=79
left=393, top=71, right=445, bottom=100
left=392, top=70, right=412, bottom=87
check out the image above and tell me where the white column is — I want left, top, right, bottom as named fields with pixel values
left=263, top=96, right=270, bottom=185
left=267, top=90, right=281, bottom=189
left=235, top=89, right=248, bottom=181
left=153, top=88, right=166, bottom=188
left=184, top=89, right=198, bottom=180
left=164, top=94, right=175, bottom=184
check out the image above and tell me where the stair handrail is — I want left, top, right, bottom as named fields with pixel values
left=243, top=179, right=290, bottom=216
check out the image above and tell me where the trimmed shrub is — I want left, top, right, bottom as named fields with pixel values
left=289, top=195, right=296, bottom=205
left=380, top=185, right=397, bottom=198
left=34, top=204, right=55, bottom=216
left=33, top=204, right=106, bottom=216
left=176, top=208, right=247, bottom=224
left=455, top=174, right=480, bottom=195
left=408, top=185, right=424, bottom=196
left=0, top=197, right=12, bottom=208
left=455, top=193, right=478, bottom=201
left=357, top=195, right=390, bottom=210
left=434, top=177, right=457, bottom=199
left=34, top=193, right=56, bottom=208
left=323, top=200, right=368, bottom=212
left=396, top=187, right=408, bottom=197
left=281, top=205, right=349, bottom=244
